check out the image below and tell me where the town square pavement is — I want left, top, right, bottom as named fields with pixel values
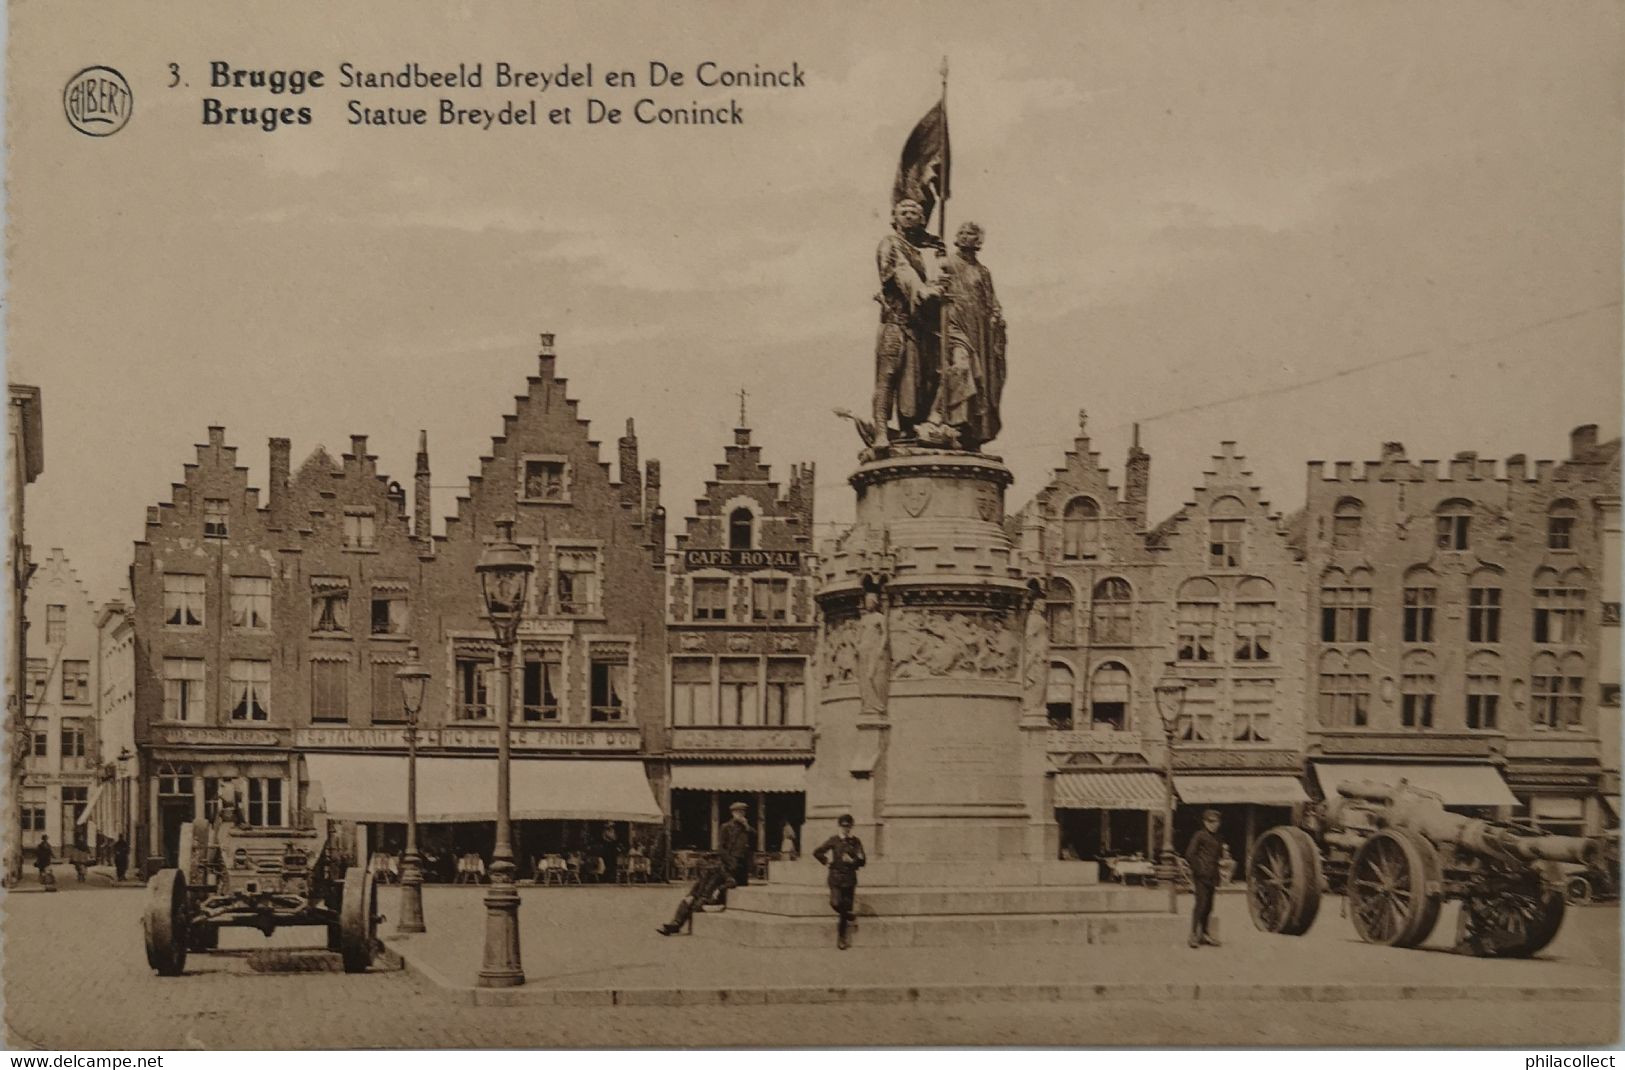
left=4, top=878, right=1619, bottom=1049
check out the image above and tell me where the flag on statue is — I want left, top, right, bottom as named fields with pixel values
left=892, top=99, right=950, bottom=227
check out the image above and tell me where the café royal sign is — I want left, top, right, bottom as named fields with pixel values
left=682, top=549, right=803, bottom=570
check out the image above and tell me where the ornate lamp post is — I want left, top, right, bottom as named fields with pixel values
left=1154, top=674, right=1188, bottom=915
left=116, top=748, right=133, bottom=867
left=395, top=647, right=430, bottom=934
left=475, top=518, right=533, bottom=988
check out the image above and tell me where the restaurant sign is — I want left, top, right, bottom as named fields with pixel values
left=295, top=725, right=641, bottom=752
left=158, top=726, right=283, bottom=748
left=682, top=548, right=803, bottom=571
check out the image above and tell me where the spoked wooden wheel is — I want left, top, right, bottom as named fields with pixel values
left=143, top=869, right=189, bottom=976
left=1247, top=826, right=1323, bottom=935
left=1458, top=884, right=1567, bottom=958
left=1347, top=828, right=1441, bottom=947
left=339, top=866, right=378, bottom=973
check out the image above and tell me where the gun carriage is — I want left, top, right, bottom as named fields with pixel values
left=142, top=806, right=378, bottom=976
left=1246, top=780, right=1602, bottom=957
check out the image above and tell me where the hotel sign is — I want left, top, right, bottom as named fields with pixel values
left=683, top=549, right=803, bottom=571
left=295, top=725, right=641, bottom=752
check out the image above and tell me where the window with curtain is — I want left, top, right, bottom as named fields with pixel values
left=590, top=657, right=631, bottom=722
left=1175, top=578, right=1219, bottom=663
left=1234, top=578, right=1274, bottom=662
left=522, top=657, right=561, bottom=722
left=671, top=657, right=716, bottom=726
left=765, top=658, right=806, bottom=726
left=455, top=655, right=493, bottom=720
left=1531, top=653, right=1585, bottom=730
left=162, top=658, right=205, bottom=722
left=311, top=579, right=350, bottom=633
left=1232, top=679, right=1273, bottom=742
left=717, top=657, right=759, bottom=725
left=752, top=577, right=789, bottom=622
left=557, top=549, right=601, bottom=615
left=229, top=659, right=271, bottom=721
left=163, top=576, right=204, bottom=628
left=230, top=576, right=271, bottom=630
left=1318, top=652, right=1370, bottom=728
left=1533, top=568, right=1587, bottom=645
left=370, top=590, right=409, bottom=635
left=1401, top=652, right=1436, bottom=730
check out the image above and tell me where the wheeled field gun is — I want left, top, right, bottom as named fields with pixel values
left=141, top=789, right=379, bottom=977
left=1247, top=779, right=1603, bottom=957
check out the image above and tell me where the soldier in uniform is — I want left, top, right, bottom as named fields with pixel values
left=718, top=800, right=754, bottom=893
left=1184, top=808, right=1224, bottom=948
left=812, top=813, right=867, bottom=950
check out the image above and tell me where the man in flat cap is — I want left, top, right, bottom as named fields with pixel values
left=1184, top=808, right=1225, bottom=948
left=812, top=814, right=867, bottom=950
left=718, top=800, right=755, bottom=895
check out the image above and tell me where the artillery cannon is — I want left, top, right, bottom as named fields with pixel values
left=142, top=801, right=378, bottom=976
left=1247, top=779, right=1603, bottom=957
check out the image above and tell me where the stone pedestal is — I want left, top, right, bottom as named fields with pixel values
left=705, top=446, right=1182, bottom=947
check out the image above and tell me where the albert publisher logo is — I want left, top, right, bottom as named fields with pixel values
left=63, top=66, right=133, bottom=137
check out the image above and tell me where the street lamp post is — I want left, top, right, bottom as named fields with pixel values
left=116, top=748, right=133, bottom=870
left=1154, top=674, right=1188, bottom=915
left=475, top=518, right=533, bottom=988
left=395, top=648, right=430, bottom=935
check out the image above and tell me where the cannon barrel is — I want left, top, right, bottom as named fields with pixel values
left=1335, top=779, right=1603, bottom=868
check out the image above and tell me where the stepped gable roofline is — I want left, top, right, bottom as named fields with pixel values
left=436, top=342, right=662, bottom=550
left=1311, top=426, right=1619, bottom=486
left=137, top=425, right=268, bottom=539
left=31, top=546, right=99, bottom=610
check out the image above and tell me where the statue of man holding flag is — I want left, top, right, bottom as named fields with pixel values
left=869, top=80, right=1005, bottom=451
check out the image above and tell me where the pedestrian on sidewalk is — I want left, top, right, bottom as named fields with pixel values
left=113, top=836, right=129, bottom=883
left=1184, top=808, right=1224, bottom=948
left=33, top=836, right=53, bottom=885
left=812, top=813, right=866, bottom=950
left=655, top=854, right=733, bottom=935
left=70, top=844, right=87, bottom=883
left=596, top=824, right=624, bottom=884
left=719, top=801, right=754, bottom=894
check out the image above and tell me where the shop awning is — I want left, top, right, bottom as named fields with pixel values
left=305, top=755, right=664, bottom=824
left=76, top=783, right=110, bottom=827
left=1313, top=763, right=1518, bottom=808
left=1053, top=771, right=1167, bottom=811
left=1174, top=775, right=1308, bottom=806
left=670, top=763, right=806, bottom=794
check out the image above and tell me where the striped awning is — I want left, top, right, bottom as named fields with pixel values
left=670, top=763, right=807, bottom=794
left=1053, top=770, right=1167, bottom=811
left=1313, top=763, right=1518, bottom=808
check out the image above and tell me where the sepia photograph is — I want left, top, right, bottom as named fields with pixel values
left=3, top=0, right=1621, bottom=1052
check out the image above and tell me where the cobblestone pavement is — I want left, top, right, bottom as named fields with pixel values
left=4, top=887, right=1618, bottom=1049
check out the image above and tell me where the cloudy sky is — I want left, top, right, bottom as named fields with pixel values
left=9, top=0, right=1621, bottom=602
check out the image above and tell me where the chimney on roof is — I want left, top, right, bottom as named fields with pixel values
left=414, top=430, right=432, bottom=546
left=619, top=419, right=643, bottom=512
left=1124, top=423, right=1150, bottom=530
left=1381, top=442, right=1407, bottom=462
left=1571, top=424, right=1599, bottom=460
left=268, top=437, right=291, bottom=524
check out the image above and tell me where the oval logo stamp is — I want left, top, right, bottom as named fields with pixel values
left=63, top=66, right=133, bottom=137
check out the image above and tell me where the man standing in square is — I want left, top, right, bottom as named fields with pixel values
left=813, top=814, right=867, bottom=950
left=1184, top=808, right=1224, bottom=948
left=718, top=800, right=754, bottom=892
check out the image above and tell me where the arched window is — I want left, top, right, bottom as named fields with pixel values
left=1062, top=497, right=1101, bottom=559
left=728, top=507, right=755, bottom=550
left=1547, top=499, right=1578, bottom=551
left=1045, top=578, right=1075, bottom=646
left=1534, top=567, right=1588, bottom=645
left=1465, top=651, right=1501, bottom=730
left=1332, top=497, right=1363, bottom=551
left=1532, top=651, right=1586, bottom=730
left=1320, top=567, right=1372, bottom=644
left=1175, top=577, right=1220, bottom=663
left=1046, top=662, right=1076, bottom=731
left=1436, top=499, right=1473, bottom=551
left=1402, top=565, right=1438, bottom=645
left=1234, top=577, right=1275, bottom=662
left=1400, top=651, right=1437, bottom=730
left=1089, top=662, right=1130, bottom=731
left=1207, top=496, right=1246, bottom=569
left=1317, top=650, right=1371, bottom=728
left=1090, top=577, right=1133, bottom=644
left=1468, top=567, right=1503, bottom=644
